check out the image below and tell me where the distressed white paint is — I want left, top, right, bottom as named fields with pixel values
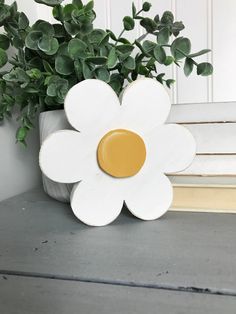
left=39, top=79, right=196, bottom=225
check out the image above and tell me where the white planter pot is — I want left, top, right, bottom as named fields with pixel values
left=39, top=110, right=72, bottom=202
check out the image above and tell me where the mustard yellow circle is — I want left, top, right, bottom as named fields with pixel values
left=97, top=129, right=146, bottom=178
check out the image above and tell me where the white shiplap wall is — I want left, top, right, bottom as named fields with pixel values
left=34, top=0, right=236, bottom=104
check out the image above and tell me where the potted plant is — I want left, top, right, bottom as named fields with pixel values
left=0, top=0, right=213, bottom=201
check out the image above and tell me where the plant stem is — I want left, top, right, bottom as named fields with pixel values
left=136, top=32, right=148, bottom=42
left=115, top=29, right=125, bottom=46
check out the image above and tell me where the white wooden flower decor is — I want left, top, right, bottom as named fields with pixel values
left=39, top=78, right=196, bottom=226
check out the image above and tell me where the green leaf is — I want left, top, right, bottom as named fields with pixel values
left=84, top=0, right=94, bottom=12
left=171, top=37, right=191, bottom=60
left=85, top=56, right=107, bottom=65
left=74, top=60, right=83, bottom=80
left=153, top=45, right=166, bottom=64
left=158, top=28, right=170, bottom=45
left=55, top=55, right=74, bottom=75
left=53, top=24, right=66, bottom=38
left=18, top=12, right=29, bottom=29
left=172, top=21, right=185, bottom=36
left=34, top=0, right=63, bottom=7
left=132, top=2, right=136, bottom=17
left=25, top=31, right=42, bottom=50
left=99, top=33, right=110, bottom=47
left=63, top=4, right=76, bottom=21
left=95, top=67, right=110, bottom=82
left=26, top=68, right=42, bottom=80
left=43, top=60, right=54, bottom=73
left=0, top=48, right=8, bottom=68
left=33, top=21, right=54, bottom=36
left=142, top=40, right=156, bottom=53
left=68, top=38, right=87, bottom=59
left=45, top=38, right=59, bottom=55
left=88, top=29, right=106, bottom=44
left=142, top=2, right=152, bottom=12
left=184, top=57, right=194, bottom=76
left=72, top=0, right=83, bottom=9
left=123, top=56, right=135, bottom=70
left=123, top=16, right=135, bottom=31
left=116, top=44, right=134, bottom=54
left=109, top=73, right=123, bottom=95
left=0, top=5, right=11, bottom=26
left=38, top=35, right=59, bottom=55
left=164, top=56, right=174, bottom=66
left=197, top=62, right=213, bottom=76
left=166, top=79, right=175, bottom=88
left=64, top=21, right=81, bottom=36
left=16, top=126, right=27, bottom=142
left=161, top=11, right=174, bottom=24
left=108, top=30, right=117, bottom=41
left=188, top=49, right=211, bottom=58
left=140, top=18, right=157, bottom=33
left=107, top=47, right=117, bottom=69
left=0, top=34, right=10, bottom=50
left=52, top=4, right=63, bottom=21
left=82, top=62, right=92, bottom=79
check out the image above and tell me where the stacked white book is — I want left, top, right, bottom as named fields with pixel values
left=167, top=101, right=236, bottom=212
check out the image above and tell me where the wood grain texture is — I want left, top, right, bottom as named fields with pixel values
left=1, top=275, right=236, bottom=314
left=1, top=188, right=236, bottom=292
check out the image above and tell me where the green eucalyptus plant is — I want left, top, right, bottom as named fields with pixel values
left=0, top=0, right=213, bottom=145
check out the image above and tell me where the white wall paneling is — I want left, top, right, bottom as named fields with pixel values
left=212, top=0, right=236, bottom=102
left=175, top=0, right=209, bottom=104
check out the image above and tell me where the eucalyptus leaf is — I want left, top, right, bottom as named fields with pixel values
left=157, top=28, right=169, bottom=45
left=184, top=57, right=194, bottom=76
left=188, top=49, right=211, bottom=58
left=0, top=34, right=10, bottom=50
left=34, top=0, right=63, bottom=7
left=86, top=56, right=107, bottom=65
left=123, top=16, right=135, bottom=31
left=140, top=18, right=157, bottom=33
left=95, top=67, right=110, bottom=82
left=0, top=48, right=8, bottom=68
left=107, top=47, right=117, bottom=69
left=171, top=37, right=191, bottom=60
left=153, top=45, right=166, bottom=64
left=197, top=62, right=213, bottom=76
left=68, top=38, right=87, bottom=59
left=55, top=55, right=74, bottom=75
left=82, top=62, right=92, bottom=79
left=123, top=56, right=135, bottom=70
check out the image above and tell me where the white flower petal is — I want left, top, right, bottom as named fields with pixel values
left=39, top=130, right=94, bottom=183
left=71, top=174, right=123, bottom=226
left=144, top=124, right=196, bottom=174
left=64, top=79, right=120, bottom=133
left=120, top=78, right=171, bottom=134
left=124, top=172, right=173, bottom=220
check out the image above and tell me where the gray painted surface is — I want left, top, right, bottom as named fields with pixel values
left=1, top=275, right=236, bottom=314
left=0, top=188, right=236, bottom=294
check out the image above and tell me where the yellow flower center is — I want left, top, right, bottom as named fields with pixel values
left=97, top=129, right=146, bottom=178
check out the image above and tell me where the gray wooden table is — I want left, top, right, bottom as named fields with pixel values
left=0, top=188, right=236, bottom=313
